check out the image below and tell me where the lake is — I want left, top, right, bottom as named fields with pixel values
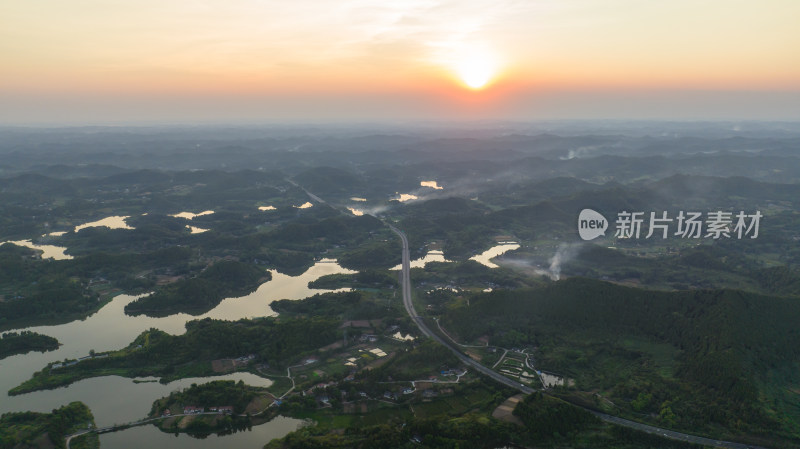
left=392, top=244, right=518, bottom=270
left=1, top=214, right=147, bottom=259
left=0, top=259, right=354, bottom=446
left=391, top=250, right=452, bottom=270
left=99, top=415, right=306, bottom=449
left=74, top=215, right=134, bottom=232
left=169, top=210, right=215, bottom=220
left=469, top=242, right=521, bottom=268
left=2, top=239, right=72, bottom=260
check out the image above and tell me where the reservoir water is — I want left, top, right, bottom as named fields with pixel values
left=2, top=239, right=73, bottom=260
left=391, top=250, right=452, bottom=270
left=392, top=244, right=518, bottom=270
left=169, top=210, right=215, bottom=220
left=0, top=260, right=353, bottom=446
left=1, top=214, right=146, bottom=259
left=74, top=215, right=134, bottom=232
left=99, top=415, right=305, bottom=449
left=470, top=242, right=521, bottom=268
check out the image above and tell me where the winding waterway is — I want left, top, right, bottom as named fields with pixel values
left=469, top=242, right=521, bottom=268
left=0, top=260, right=353, bottom=446
left=98, top=416, right=305, bottom=448
left=391, top=244, right=518, bottom=270
left=391, top=250, right=452, bottom=270
left=74, top=215, right=134, bottom=232
left=2, top=239, right=72, bottom=260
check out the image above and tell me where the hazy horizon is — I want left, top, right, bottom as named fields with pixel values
left=2, top=1, right=799, bottom=124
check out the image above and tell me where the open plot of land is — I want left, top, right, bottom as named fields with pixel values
left=492, top=394, right=524, bottom=425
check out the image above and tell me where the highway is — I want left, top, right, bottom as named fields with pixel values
left=386, top=223, right=767, bottom=449
left=387, top=224, right=537, bottom=395
left=285, top=178, right=327, bottom=205
left=286, top=178, right=767, bottom=449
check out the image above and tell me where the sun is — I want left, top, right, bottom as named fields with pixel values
left=456, top=51, right=497, bottom=90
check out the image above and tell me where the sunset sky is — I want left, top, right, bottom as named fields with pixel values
left=2, top=0, right=799, bottom=123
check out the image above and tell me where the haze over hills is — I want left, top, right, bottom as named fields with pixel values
left=0, top=122, right=799, bottom=449
left=3, top=0, right=799, bottom=447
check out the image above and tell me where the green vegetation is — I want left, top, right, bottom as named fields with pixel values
left=0, top=401, right=97, bottom=449
left=151, top=380, right=258, bottom=416
left=362, top=340, right=459, bottom=381
left=513, top=392, right=597, bottom=439
left=563, top=243, right=800, bottom=295
left=0, top=278, right=97, bottom=331
left=0, top=243, right=102, bottom=329
left=440, top=278, right=800, bottom=446
left=270, top=374, right=515, bottom=446
left=412, top=259, right=541, bottom=290
left=335, top=239, right=401, bottom=271
left=266, top=413, right=515, bottom=449
left=241, top=214, right=388, bottom=275
left=2, top=129, right=800, bottom=449
left=307, top=269, right=398, bottom=290
left=148, top=380, right=281, bottom=437
left=0, top=168, right=394, bottom=327
left=0, top=243, right=199, bottom=329
left=0, top=331, right=59, bottom=360
left=267, top=402, right=709, bottom=449
left=60, top=245, right=194, bottom=290
left=271, top=290, right=402, bottom=321
left=11, top=317, right=340, bottom=395
left=124, top=260, right=268, bottom=316
left=265, top=376, right=293, bottom=397
left=397, top=197, right=501, bottom=260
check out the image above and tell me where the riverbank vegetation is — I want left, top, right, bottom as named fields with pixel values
left=10, top=317, right=339, bottom=395
left=271, top=290, right=404, bottom=322
left=124, top=260, right=268, bottom=316
left=307, top=269, right=398, bottom=290
left=147, top=380, right=275, bottom=436
left=0, top=401, right=97, bottom=449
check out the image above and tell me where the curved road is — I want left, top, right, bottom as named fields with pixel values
left=388, top=224, right=536, bottom=395
left=387, top=224, right=766, bottom=449
left=287, top=180, right=766, bottom=449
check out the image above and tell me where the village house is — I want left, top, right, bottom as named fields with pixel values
left=358, top=334, right=379, bottom=343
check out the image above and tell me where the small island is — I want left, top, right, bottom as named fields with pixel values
left=0, top=331, right=60, bottom=360
left=147, top=380, right=276, bottom=436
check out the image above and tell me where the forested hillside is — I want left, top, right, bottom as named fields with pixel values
left=441, top=278, right=800, bottom=443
